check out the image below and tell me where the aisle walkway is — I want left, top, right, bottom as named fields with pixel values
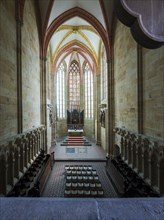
left=51, top=137, right=106, bottom=161
left=42, top=137, right=117, bottom=197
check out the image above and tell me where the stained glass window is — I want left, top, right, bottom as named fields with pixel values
left=101, top=49, right=107, bottom=100
left=84, top=62, right=93, bottom=118
left=56, top=62, right=66, bottom=118
left=69, top=60, right=80, bottom=111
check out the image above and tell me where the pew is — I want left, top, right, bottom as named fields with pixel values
left=7, top=150, right=51, bottom=197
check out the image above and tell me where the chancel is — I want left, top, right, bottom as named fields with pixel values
left=0, top=0, right=164, bottom=219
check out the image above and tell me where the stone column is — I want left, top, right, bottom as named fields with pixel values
left=80, top=71, right=84, bottom=119
left=96, top=74, right=101, bottom=145
left=137, top=44, right=143, bottom=134
left=40, top=57, right=47, bottom=152
left=16, top=17, right=23, bottom=133
left=107, top=58, right=115, bottom=157
left=50, top=73, right=56, bottom=144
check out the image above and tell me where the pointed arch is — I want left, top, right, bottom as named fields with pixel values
left=56, top=49, right=93, bottom=75
left=53, top=40, right=98, bottom=73
left=43, top=7, right=110, bottom=59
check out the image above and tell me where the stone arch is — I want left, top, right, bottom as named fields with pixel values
left=114, top=0, right=164, bottom=48
left=55, top=47, right=95, bottom=74
left=43, top=7, right=109, bottom=59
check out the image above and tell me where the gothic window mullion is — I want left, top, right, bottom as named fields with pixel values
left=56, top=62, right=66, bottom=119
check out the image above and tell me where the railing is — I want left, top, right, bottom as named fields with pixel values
left=67, top=124, right=84, bottom=130
left=113, top=127, right=164, bottom=195
left=0, top=125, right=46, bottom=195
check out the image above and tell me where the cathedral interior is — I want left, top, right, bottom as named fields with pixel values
left=0, top=0, right=164, bottom=219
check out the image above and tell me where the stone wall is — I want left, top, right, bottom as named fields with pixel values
left=22, top=0, right=41, bottom=131
left=84, top=119, right=94, bottom=138
left=0, top=0, right=17, bottom=139
left=142, top=47, right=164, bottom=139
left=114, top=20, right=138, bottom=132
left=101, top=127, right=106, bottom=151
left=56, top=120, right=67, bottom=138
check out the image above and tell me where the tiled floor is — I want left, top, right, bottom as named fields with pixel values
left=42, top=162, right=118, bottom=198
left=51, top=137, right=106, bottom=161
left=43, top=137, right=117, bottom=198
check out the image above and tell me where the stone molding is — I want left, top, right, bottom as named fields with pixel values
left=43, top=7, right=109, bottom=59
left=115, top=0, right=164, bottom=49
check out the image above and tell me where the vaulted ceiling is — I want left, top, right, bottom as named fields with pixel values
left=44, top=0, right=107, bottom=73
left=49, top=16, right=103, bottom=72
left=37, top=0, right=164, bottom=70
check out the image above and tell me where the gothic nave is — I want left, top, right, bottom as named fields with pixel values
left=0, top=0, right=164, bottom=219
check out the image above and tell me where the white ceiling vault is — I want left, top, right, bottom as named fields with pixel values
left=50, top=17, right=102, bottom=72
left=38, top=0, right=163, bottom=68
left=44, top=0, right=107, bottom=74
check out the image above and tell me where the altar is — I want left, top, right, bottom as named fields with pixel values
left=68, top=129, right=84, bottom=136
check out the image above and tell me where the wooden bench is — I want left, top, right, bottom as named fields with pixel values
left=106, top=159, right=124, bottom=197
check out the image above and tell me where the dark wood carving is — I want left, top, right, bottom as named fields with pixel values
left=114, top=0, right=164, bottom=49
left=100, top=110, right=105, bottom=128
left=67, top=109, right=84, bottom=126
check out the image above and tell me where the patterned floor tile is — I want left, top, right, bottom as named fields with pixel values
left=42, top=162, right=118, bottom=198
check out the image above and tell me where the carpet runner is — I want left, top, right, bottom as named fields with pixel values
left=61, top=136, right=92, bottom=146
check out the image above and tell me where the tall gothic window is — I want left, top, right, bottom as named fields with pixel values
left=69, top=60, right=80, bottom=111
left=56, top=62, right=66, bottom=118
left=101, top=49, right=107, bottom=100
left=84, top=62, right=93, bottom=118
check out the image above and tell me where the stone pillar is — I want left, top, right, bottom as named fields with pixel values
left=40, top=57, right=47, bottom=152
left=107, top=59, right=115, bottom=157
left=137, top=44, right=143, bottom=134
left=50, top=73, right=56, bottom=144
left=96, top=74, right=101, bottom=145
left=16, top=17, right=23, bottom=133
left=80, top=70, right=84, bottom=117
